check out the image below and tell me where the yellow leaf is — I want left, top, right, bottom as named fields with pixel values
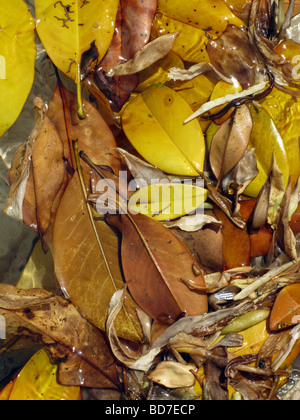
left=153, top=14, right=210, bottom=63
left=35, top=0, right=119, bottom=115
left=128, top=183, right=208, bottom=221
left=228, top=320, right=270, bottom=356
left=122, top=85, right=206, bottom=176
left=157, top=0, right=244, bottom=36
left=260, top=87, right=300, bottom=190
left=17, top=240, right=59, bottom=293
left=245, top=103, right=290, bottom=198
left=8, top=349, right=80, bottom=400
left=0, top=0, right=36, bottom=138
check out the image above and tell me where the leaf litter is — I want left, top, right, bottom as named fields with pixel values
left=0, top=0, right=300, bottom=401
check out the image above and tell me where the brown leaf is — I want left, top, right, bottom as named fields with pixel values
left=0, top=284, right=120, bottom=390
left=53, top=172, right=143, bottom=343
left=147, top=361, right=196, bottom=389
left=207, top=24, right=265, bottom=89
left=172, top=223, right=224, bottom=273
left=214, top=200, right=257, bottom=269
left=209, top=105, right=253, bottom=182
left=95, top=0, right=158, bottom=109
left=116, top=213, right=208, bottom=322
left=5, top=100, right=68, bottom=245
left=47, top=85, right=121, bottom=172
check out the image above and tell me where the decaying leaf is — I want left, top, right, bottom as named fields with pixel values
left=114, top=212, right=208, bottom=322
left=0, top=284, right=120, bottom=390
left=209, top=105, right=253, bottom=182
left=207, top=24, right=266, bottom=88
left=53, top=173, right=143, bottom=342
left=164, top=213, right=221, bottom=233
left=147, top=361, right=196, bottom=389
left=106, top=32, right=179, bottom=77
left=35, top=0, right=119, bottom=115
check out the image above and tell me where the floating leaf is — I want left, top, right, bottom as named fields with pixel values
left=122, top=85, right=206, bottom=176
left=53, top=173, right=143, bottom=342
left=0, top=0, right=36, bottom=138
left=35, top=0, right=119, bottom=115
left=7, top=349, right=80, bottom=401
left=270, top=284, right=300, bottom=332
left=116, top=212, right=208, bottom=322
left=128, top=183, right=208, bottom=221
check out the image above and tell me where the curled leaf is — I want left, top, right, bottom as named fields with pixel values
left=147, top=361, right=196, bottom=389
left=209, top=105, right=253, bottom=182
left=106, top=32, right=179, bottom=77
left=164, top=213, right=221, bottom=233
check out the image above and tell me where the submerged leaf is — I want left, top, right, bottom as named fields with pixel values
left=35, top=0, right=119, bottom=114
left=7, top=349, right=80, bottom=401
left=122, top=85, right=206, bottom=176
left=0, top=0, right=36, bottom=138
left=53, top=173, right=143, bottom=342
left=270, top=284, right=300, bottom=331
left=116, top=212, right=208, bottom=322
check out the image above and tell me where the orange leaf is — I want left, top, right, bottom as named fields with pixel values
left=269, top=284, right=300, bottom=332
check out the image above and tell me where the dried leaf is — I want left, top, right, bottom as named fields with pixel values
left=116, top=212, right=208, bottom=322
left=209, top=105, right=253, bottom=181
left=106, top=32, right=179, bottom=77
left=164, top=213, right=221, bottom=233
left=147, top=361, right=196, bottom=389
left=53, top=173, right=143, bottom=342
left=0, top=284, right=120, bottom=390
